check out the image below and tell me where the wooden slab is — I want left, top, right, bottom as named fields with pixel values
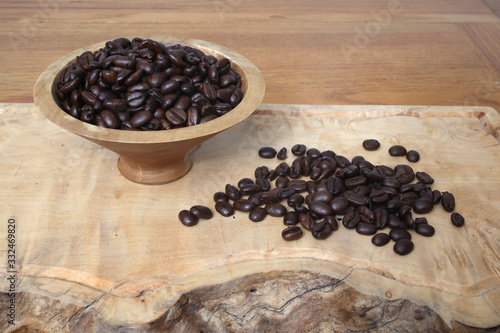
left=0, top=103, right=499, bottom=328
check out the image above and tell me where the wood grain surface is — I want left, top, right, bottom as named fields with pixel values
left=1, top=0, right=500, bottom=110
left=0, top=103, right=499, bottom=330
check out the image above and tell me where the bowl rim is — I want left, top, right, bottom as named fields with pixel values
left=33, top=35, right=265, bottom=144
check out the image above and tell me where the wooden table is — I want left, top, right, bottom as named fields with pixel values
left=1, top=1, right=500, bottom=332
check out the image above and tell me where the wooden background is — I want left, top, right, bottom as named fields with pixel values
left=0, top=0, right=500, bottom=110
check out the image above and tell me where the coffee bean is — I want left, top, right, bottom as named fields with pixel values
left=324, top=215, right=339, bottom=231
left=330, top=197, right=349, bottom=214
left=249, top=207, right=267, bottom=222
left=283, top=211, right=299, bottom=225
left=299, top=213, right=316, bottom=231
left=265, top=203, right=287, bottom=217
left=416, top=171, right=434, bottom=184
left=312, top=221, right=334, bottom=240
left=413, top=198, right=433, bottom=214
left=389, top=145, right=407, bottom=156
left=374, top=209, right=389, bottom=229
left=213, top=191, right=228, bottom=203
left=389, top=228, right=411, bottom=241
left=356, top=223, right=377, bottom=235
left=342, top=211, right=361, bottom=229
left=344, top=191, right=369, bottom=206
left=238, top=177, right=255, bottom=188
left=406, top=150, right=420, bottom=163
left=130, top=110, right=152, bottom=128
left=225, top=184, right=241, bottom=201
left=178, top=210, right=198, bottom=226
left=190, top=205, right=213, bottom=219
left=215, top=201, right=234, bottom=217
left=451, top=212, right=465, bottom=227
left=393, top=238, right=414, bottom=255
left=362, top=139, right=380, bottom=151
left=441, top=191, right=456, bottom=212
left=100, top=110, right=121, bottom=129
left=372, top=233, right=391, bottom=246
left=259, top=147, right=277, bottom=159
left=394, top=164, right=415, bottom=184
left=291, top=144, right=306, bottom=156
left=277, top=147, right=287, bottom=160
left=233, top=199, right=256, bottom=212
left=282, top=226, right=303, bottom=241
left=415, top=224, right=435, bottom=237
left=308, top=201, right=333, bottom=216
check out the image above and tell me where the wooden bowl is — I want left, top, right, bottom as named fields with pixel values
left=34, top=35, right=265, bottom=185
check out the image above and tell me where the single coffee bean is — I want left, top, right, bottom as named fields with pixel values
left=259, top=147, right=277, bottom=159
left=394, top=164, right=415, bottom=184
left=275, top=162, right=290, bottom=176
left=330, top=197, right=350, bottom=213
left=432, top=190, right=441, bottom=204
left=100, top=110, right=121, bottom=129
left=260, top=192, right=280, bottom=204
left=357, top=206, right=374, bottom=223
left=389, top=228, right=412, bottom=242
left=389, top=145, right=407, bottom=156
left=225, top=184, right=241, bottom=201
left=215, top=201, right=235, bottom=217
left=310, top=190, right=333, bottom=203
left=249, top=207, right=267, bottom=222
left=299, top=213, right=316, bottom=231
left=342, top=211, right=361, bottom=229
left=275, top=176, right=289, bottom=188
left=344, top=191, right=369, bottom=206
left=306, top=148, right=322, bottom=159
left=291, top=144, right=307, bottom=156
left=130, top=110, right=152, bottom=128
left=406, top=150, right=420, bottom=163
left=240, top=183, right=262, bottom=195
left=372, top=233, right=391, bottom=246
left=277, top=147, right=287, bottom=160
left=308, top=201, right=334, bottom=217
left=278, top=188, right=296, bottom=200
left=282, top=226, right=303, bottom=241
left=416, top=171, right=434, bottom=184
left=255, top=166, right=270, bottom=179
left=374, top=209, right=389, bottom=229
left=178, top=209, right=198, bottom=226
left=414, top=217, right=428, bottom=224
left=237, top=177, right=254, bottom=189
left=233, top=199, right=256, bottom=212
left=213, top=191, right=228, bottom=203
left=393, top=238, right=414, bottom=255
left=451, top=212, right=465, bottom=227
left=362, top=139, right=380, bottom=151
left=287, top=194, right=305, bottom=207
left=324, top=215, right=339, bottom=231
left=441, top=191, right=456, bottom=212
left=356, top=223, right=377, bottom=235
left=265, top=203, right=287, bottom=217
left=415, top=224, right=435, bottom=237
left=283, top=211, right=299, bottom=225
left=190, top=205, right=213, bottom=219
left=287, top=179, right=308, bottom=192
left=413, top=198, right=433, bottom=214
left=312, top=221, right=334, bottom=240
left=166, top=107, right=187, bottom=126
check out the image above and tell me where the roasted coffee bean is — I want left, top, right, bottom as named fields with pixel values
left=283, top=211, right=299, bottom=225
left=265, top=203, right=287, bottom=217
left=416, top=171, right=434, bottom=184
left=278, top=188, right=296, bottom=200
left=387, top=214, right=406, bottom=229
left=357, top=206, right=374, bottom=223
left=330, top=197, right=349, bottom=214
left=415, top=224, right=435, bottom=237
left=393, top=238, right=414, bottom=255
left=275, top=162, right=290, bottom=176
left=310, top=190, right=333, bottom=203
left=237, top=177, right=254, bottom=188
left=291, top=144, right=307, bottom=156
left=413, top=198, right=433, bottom=214
left=256, top=177, right=271, bottom=191
left=361, top=168, right=384, bottom=181
left=309, top=201, right=333, bottom=217
left=371, top=233, right=391, bottom=246
left=326, top=177, right=343, bottom=195
left=100, top=110, right=121, bottom=129
left=255, top=166, right=270, bottom=179
left=299, top=213, right=316, bottom=231
left=441, top=191, right=456, bottom=212
left=362, top=139, right=380, bottom=151
left=389, top=228, right=411, bottom=241
left=370, top=189, right=389, bottom=204
left=190, top=205, right=213, bottom=219
left=166, top=108, right=187, bottom=126
left=287, top=179, right=308, bottom=192
left=389, top=145, right=407, bottom=156
left=215, top=201, right=234, bottom=217
left=342, top=211, right=361, bottom=229
left=376, top=165, right=395, bottom=177
left=356, top=223, right=377, bottom=235
left=213, top=191, right=228, bottom=203
left=432, top=190, right=441, bottom=204
left=344, top=191, right=369, bottom=206
left=130, top=110, right=152, bottom=128
left=240, top=184, right=262, bottom=195
left=414, top=217, right=428, bottom=225
left=282, top=226, right=303, bottom=241
left=277, top=147, right=287, bottom=160
left=324, top=215, right=339, bottom=231
left=225, top=184, right=241, bottom=201
left=260, top=192, right=280, bottom=204
left=233, top=199, right=256, bottom=212
left=178, top=210, right=198, bottom=226
left=249, top=207, right=267, bottom=222
left=259, top=147, right=277, bottom=159
left=451, top=212, right=465, bottom=227
left=374, top=209, right=389, bottom=229
left=275, top=176, right=289, bottom=188
left=394, top=164, right=415, bottom=184
left=406, top=150, right=420, bottom=163
left=312, top=221, right=333, bottom=240
left=345, top=176, right=367, bottom=188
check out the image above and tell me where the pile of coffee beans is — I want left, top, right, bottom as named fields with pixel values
left=54, top=37, right=243, bottom=130
left=179, top=140, right=464, bottom=256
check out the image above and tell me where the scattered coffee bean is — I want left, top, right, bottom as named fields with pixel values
left=413, top=198, right=433, bottom=214
left=189, top=205, right=213, bottom=219
left=415, top=224, right=435, bottom=237
left=362, top=139, right=380, bottom=151
left=312, top=220, right=334, bottom=240
left=259, top=147, right=277, bottom=159
left=394, top=238, right=414, bottom=255
left=233, top=199, right=256, bottom=212
left=372, top=233, right=391, bottom=246
left=277, top=147, right=287, bottom=160
left=389, top=228, right=412, bottom=242
left=406, top=150, right=420, bottom=163
left=178, top=210, right=198, bottom=227
left=356, top=222, right=377, bottom=235
left=441, top=191, right=456, bottom=212
left=389, top=145, right=407, bottom=156
left=215, top=201, right=234, bottom=217
left=282, top=226, right=303, bottom=241
left=451, top=212, right=465, bottom=227
left=249, top=207, right=267, bottom=222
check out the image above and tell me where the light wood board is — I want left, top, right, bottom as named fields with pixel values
left=0, top=103, right=499, bottom=328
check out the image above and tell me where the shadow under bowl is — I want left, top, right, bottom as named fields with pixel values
left=34, top=35, right=265, bottom=185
